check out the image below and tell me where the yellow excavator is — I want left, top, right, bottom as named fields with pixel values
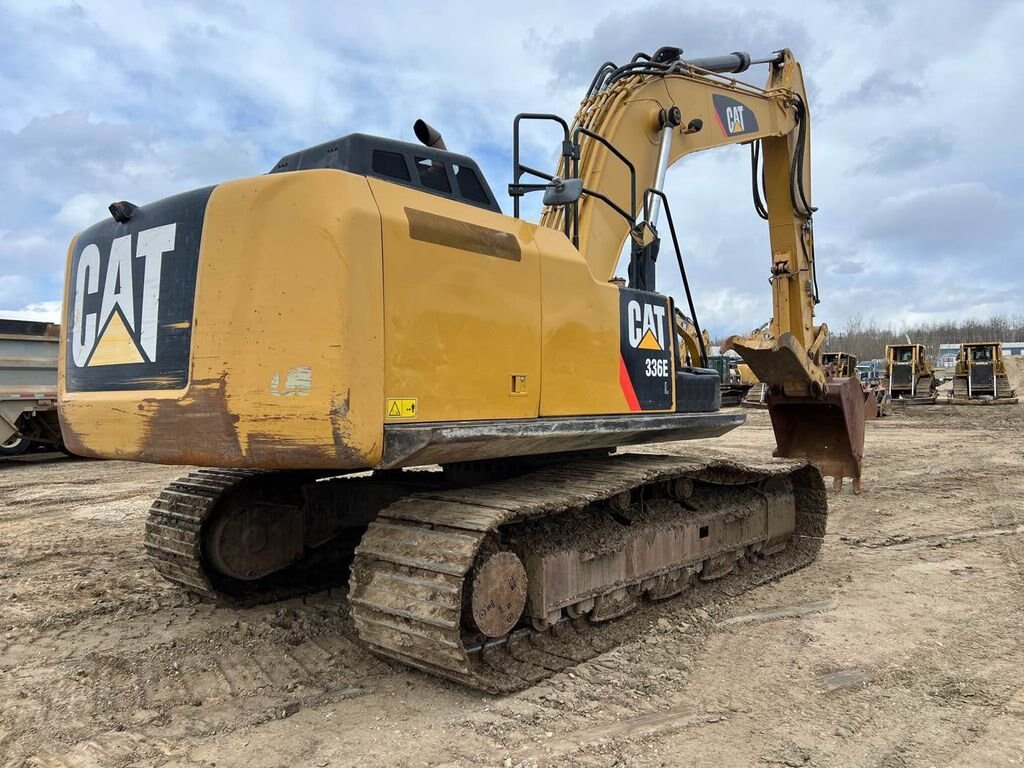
left=58, top=46, right=863, bottom=691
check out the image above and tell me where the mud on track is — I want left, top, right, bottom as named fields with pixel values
left=2, top=404, right=1023, bottom=767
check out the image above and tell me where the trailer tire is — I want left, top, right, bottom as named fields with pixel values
left=0, top=435, right=29, bottom=457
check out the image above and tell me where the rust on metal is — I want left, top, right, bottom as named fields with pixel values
left=349, top=452, right=828, bottom=692
left=766, top=377, right=865, bottom=493
left=470, top=551, right=527, bottom=637
left=405, top=207, right=522, bottom=261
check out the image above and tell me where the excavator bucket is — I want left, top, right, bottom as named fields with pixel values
left=765, top=380, right=865, bottom=493
left=862, top=384, right=891, bottom=420
left=725, top=334, right=865, bottom=493
left=863, top=391, right=879, bottom=420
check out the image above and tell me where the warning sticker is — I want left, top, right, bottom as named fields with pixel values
left=386, top=398, right=418, bottom=418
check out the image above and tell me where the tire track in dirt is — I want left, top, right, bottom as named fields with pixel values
left=3, top=406, right=1024, bottom=766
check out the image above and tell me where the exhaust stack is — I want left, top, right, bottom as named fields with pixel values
left=413, top=119, right=446, bottom=150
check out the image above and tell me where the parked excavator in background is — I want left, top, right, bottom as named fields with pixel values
left=703, top=353, right=752, bottom=407
left=951, top=342, right=1017, bottom=404
left=59, top=46, right=863, bottom=691
left=883, top=343, right=938, bottom=405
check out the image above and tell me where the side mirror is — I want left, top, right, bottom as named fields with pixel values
left=542, top=177, right=583, bottom=206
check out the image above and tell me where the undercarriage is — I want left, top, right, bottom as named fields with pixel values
left=886, top=373, right=938, bottom=405
left=951, top=372, right=1017, bottom=405
left=146, top=452, right=826, bottom=691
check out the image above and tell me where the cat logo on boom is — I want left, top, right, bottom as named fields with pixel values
left=725, top=105, right=745, bottom=133
left=627, top=299, right=666, bottom=351
left=70, top=223, right=176, bottom=368
left=712, top=94, right=759, bottom=137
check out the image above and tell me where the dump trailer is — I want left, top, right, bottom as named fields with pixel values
left=0, top=319, right=63, bottom=456
left=59, top=46, right=864, bottom=691
left=951, top=342, right=1017, bottom=404
left=884, top=344, right=937, bottom=404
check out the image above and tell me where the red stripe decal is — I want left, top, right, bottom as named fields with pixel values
left=713, top=108, right=729, bottom=136
left=619, top=356, right=642, bottom=412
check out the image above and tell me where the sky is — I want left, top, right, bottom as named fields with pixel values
left=0, top=0, right=1021, bottom=337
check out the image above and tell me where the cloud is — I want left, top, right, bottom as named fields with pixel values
left=543, top=5, right=814, bottom=87
left=857, top=129, right=954, bottom=174
left=835, top=70, right=927, bottom=109
left=0, top=301, right=62, bottom=323
left=0, top=276, right=37, bottom=309
left=861, top=182, right=1022, bottom=251
left=0, top=0, right=1022, bottom=338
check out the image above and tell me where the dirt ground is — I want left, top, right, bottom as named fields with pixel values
left=2, top=403, right=1023, bottom=768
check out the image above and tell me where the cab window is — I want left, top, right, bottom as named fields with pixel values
left=415, top=157, right=451, bottom=193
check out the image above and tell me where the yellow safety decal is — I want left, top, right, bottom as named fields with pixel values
left=386, top=398, right=418, bottom=418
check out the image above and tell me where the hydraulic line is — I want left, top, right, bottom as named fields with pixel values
left=644, top=188, right=706, bottom=367
left=751, top=141, right=769, bottom=220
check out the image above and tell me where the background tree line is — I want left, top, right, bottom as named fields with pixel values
left=715, top=315, right=1024, bottom=363
left=820, top=315, right=1024, bottom=362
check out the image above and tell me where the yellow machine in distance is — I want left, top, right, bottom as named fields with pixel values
left=822, top=352, right=857, bottom=379
left=822, top=352, right=890, bottom=419
left=951, top=342, right=1017, bottom=404
left=59, top=46, right=862, bottom=690
left=884, top=343, right=938, bottom=404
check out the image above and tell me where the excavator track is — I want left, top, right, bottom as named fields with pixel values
left=145, top=469, right=265, bottom=599
left=349, top=453, right=826, bottom=692
left=144, top=468, right=363, bottom=602
left=143, top=455, right=826, bottom=691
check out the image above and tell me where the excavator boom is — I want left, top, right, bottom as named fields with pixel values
left=531, top=47, right=865, bottom=489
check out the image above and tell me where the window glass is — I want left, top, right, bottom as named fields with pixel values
left=453, top=164, right=489, bottom=205
left=415, top=157, right=451, bottom=192
left=372, top=150, right=410, bottom=181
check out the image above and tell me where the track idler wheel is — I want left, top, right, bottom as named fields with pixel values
left=469, top=551, right=528, bottom=638
left=205, top=499, right=305, bottom=581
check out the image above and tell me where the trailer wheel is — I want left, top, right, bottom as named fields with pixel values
left=0, top=435, right=29, bottom=457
